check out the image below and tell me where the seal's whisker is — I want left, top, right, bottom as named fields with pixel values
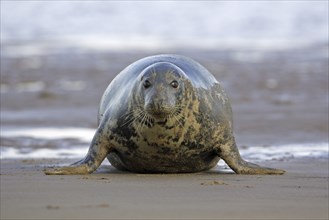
left=173, top=112, right=184, bottom=122
left=135, top=109, right=146, bottom=121
left=141, top=112, right=151, bottom=129
left=120, top=111, right=137, bottom=127
left=138, top=111, right=151, bottom=130
left=120, top=106, right=141, bottom=120
left=172, top=113, right=187, bottom=134
left=123, top=105, right=156, bottom=129
left=144, top=113, right=151, bottom=126
left=121, top=106, right=144, bottom=127
left=130, top=109, right=144, bottom=129
left=145, top=114, right=154, bottom=127
left=173, top=104, right=186, bottom=116
left=174, top=109, right=185, bottom=121
left=139, top=112, right=147, bottom=130
left=177, top=104, right=185, bottom=110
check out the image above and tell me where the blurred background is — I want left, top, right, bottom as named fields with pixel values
left=1, top=1, right=328, bottom=160
left=1, top=1, right=328, bottom=53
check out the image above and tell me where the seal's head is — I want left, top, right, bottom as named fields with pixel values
left=137, top=62, right=186, bottom=123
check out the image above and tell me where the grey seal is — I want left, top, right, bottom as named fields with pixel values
left=44, top=54, right=285, bottom=175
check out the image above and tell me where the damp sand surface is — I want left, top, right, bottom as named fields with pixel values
left=1, top=158, right=328, bottom=219
left=1, top=47, right=328, bottom=219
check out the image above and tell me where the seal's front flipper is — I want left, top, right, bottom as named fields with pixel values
left=44, top=129, right=111, bottom=175
left=218, top=143, right=285, bottom=175
left=226, top=158, right=285, bottom=175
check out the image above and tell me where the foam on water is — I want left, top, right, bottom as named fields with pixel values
left=242, top=143, right=328, bottom=162
left=1, top=147, right=87, bottom=159
left=1, top=127, right=94, bottom=143
left=0, top=127, right=328, bottom=161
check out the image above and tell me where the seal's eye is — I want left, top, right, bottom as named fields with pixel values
left=143, top=80, right=151, bottom=89
left=170, top=80, right=179, bottom=88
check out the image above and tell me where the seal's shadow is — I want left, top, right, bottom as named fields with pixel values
left=95, top=164, right=235, bottom=175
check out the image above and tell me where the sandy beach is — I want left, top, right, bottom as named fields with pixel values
left=1, top=158, right=328, bottom=219
left=1, top=46, right=328, bottom=220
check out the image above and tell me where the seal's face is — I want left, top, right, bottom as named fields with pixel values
left=138, top=62, right=186, bottom=123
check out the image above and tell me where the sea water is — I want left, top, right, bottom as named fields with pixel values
left=1, top=127, right=327, bottom=161
left=1, top=1, right=328, bottom=56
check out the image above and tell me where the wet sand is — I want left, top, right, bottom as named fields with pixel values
left=1, top=46, right=328, bottom=219
left=1, top=158, right=328, bottom=219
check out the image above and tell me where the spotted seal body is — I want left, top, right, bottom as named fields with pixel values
left=45, top=54, right=285, bottom=175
